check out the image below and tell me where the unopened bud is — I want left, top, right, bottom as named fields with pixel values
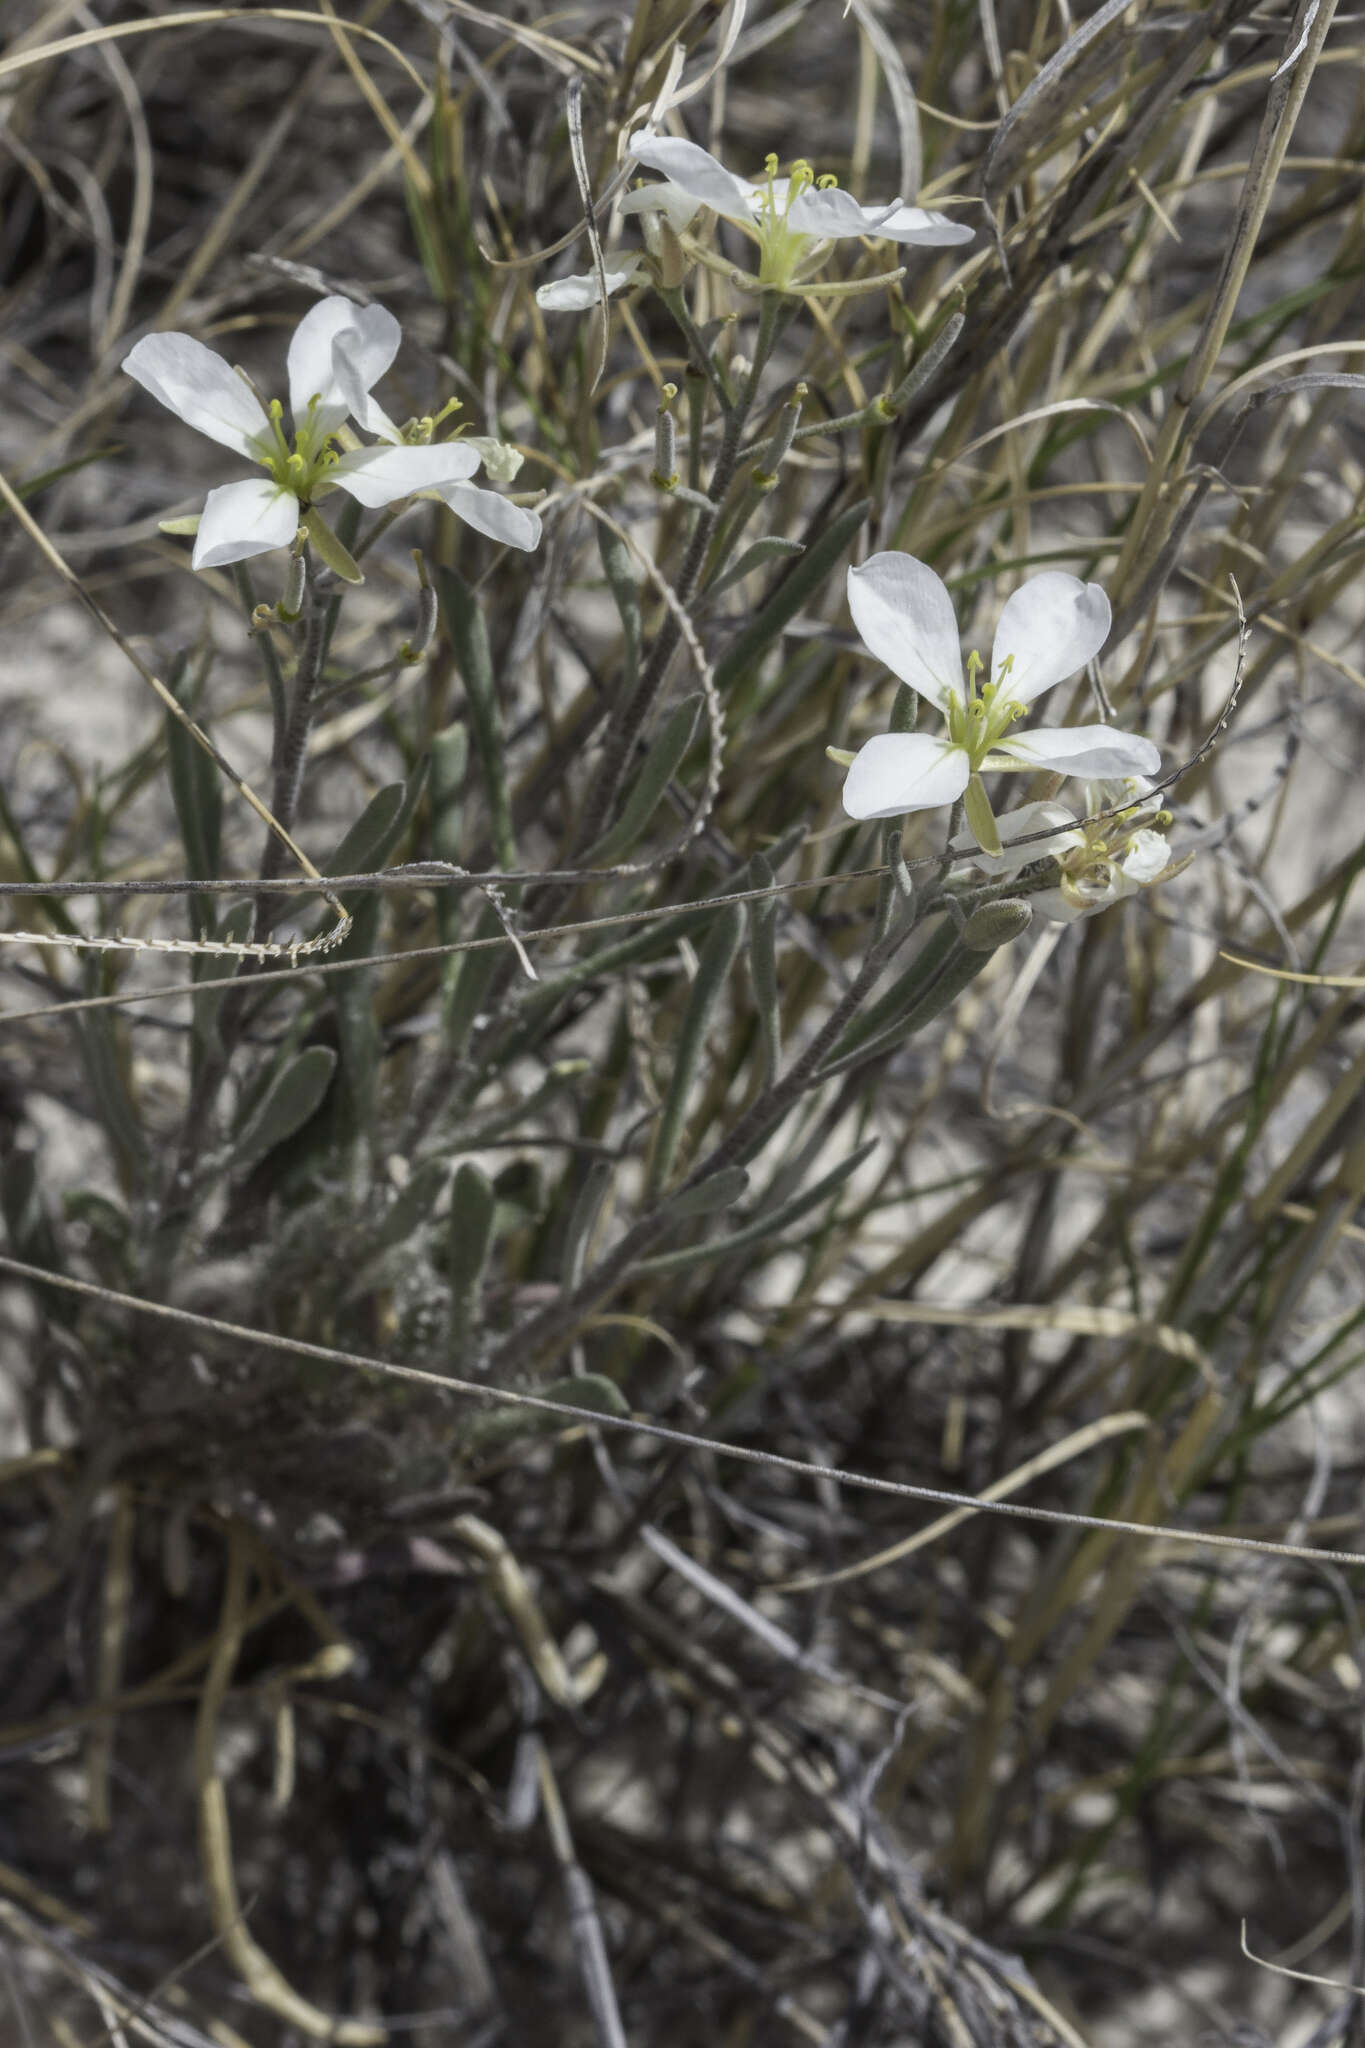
left=640, top=210, right=688, bottom=289
left=961, top=899, right=1032, bottom=951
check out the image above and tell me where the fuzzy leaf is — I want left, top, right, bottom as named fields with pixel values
left=233, top=1045, right=337, bottom=1167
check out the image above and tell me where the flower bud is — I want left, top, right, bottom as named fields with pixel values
left=466, top=435, right=523, bottom=483
left=639, top=208, right=688, bottom=290
left=961, top=898, right=1032, bottom=951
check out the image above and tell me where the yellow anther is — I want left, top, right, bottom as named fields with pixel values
left=816, top=173, right=839, bottom=189
left=764, top=152, right=780, bottom=178
left=268, top=398, right=285, bottom=420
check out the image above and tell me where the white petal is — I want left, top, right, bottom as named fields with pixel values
left=191, top=478, right=297, bottom=569
left=863, top=202, right=974, bottom=247
left=993, top=723, right=1162, bottom=779
left=786, top=187, right=896, bottom=239
left=619, top=184, right=701, bottom=233
left=1118, top=828, right=1172, bottom=885
left=846, top=553, right=963, bottom=712
left=990, top=571, right=1112, bottom=704
left=842, top=734, right=969, bottom=819
left=329, top=441, right=480, bottom=507
left=535, top=258, right=645, bottom=310
left=958, top=800, right=1083, bottom=877
left=122, top=333, right=271, bottom=458
left=334, top=337, right=402, bottom=442
left=1033, top=887, right=1090, bottom=925
left=286, top=297, right=400, bottom=435
left=626, top=131, right=760, bottom=225
left=436, top=481, right=542, bottom=551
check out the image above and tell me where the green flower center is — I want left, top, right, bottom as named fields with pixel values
left=257, top=396, right=341, bottom=502
left=754, top=155, right=837, bottom=289
left=943, top=650, right=1027, bottom=770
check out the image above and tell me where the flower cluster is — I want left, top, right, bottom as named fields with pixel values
left=123, top=296, right=540, bottom=570
left=959, top=781, right=1176, bottom=923
left=836, top=552, right=1161, bottom=854
left=537, top=132, right=972, bottom=309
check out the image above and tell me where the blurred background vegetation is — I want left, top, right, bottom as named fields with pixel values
left=4, top=1, right=1365, bottom=2042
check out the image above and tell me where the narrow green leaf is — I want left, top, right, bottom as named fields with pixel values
left=829, top=918, right=959, bottom=1063
left=714, top=497, right=869, bottom=696
left=164, top=649, right=221, bottom=943
left=330, top=893, right=382, bottom=1135
left=73, top=1009, right=146, bottom=1183
left=638, top=1141, right=879, bottom=1277
left=369, top=1159, right=453, bottom=1256
left=326, top=784, right=405, bottom=879
left=434, top=564, right=515, bottom=870
left=648, top=900, right=746, bottom=1196
left=707, top=535, right=804, bottom=600
left=562, top=1160, right=613, bottom=1289
left=747, top=853, right=781, bottom=1083
left=583, top=694, right=703, bottom=865
left=597, top=522, right=642, bottom=690
left=820, top=931, right=997, bottom=1080
left=659, top=1165, right=750, bottom=1221
left=450, top=1162, right=497, bottom=1355
left=431, top=722, right=471, bottom=1019
left=325, top=759, right=430, bottom=889
left=2, top=1152, right=75, bottom=1323
left=233, top=1045, right=337, bottom=1167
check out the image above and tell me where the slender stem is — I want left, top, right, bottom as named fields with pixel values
left=571, top=294, right=786, bottom=861
left=490, top=912, right=903, bottom=1377
left=256, top=555, right=327, bottom=896
left=232, top=561, right=287, bottom=741
left=659, top=287, right=732, bottom=414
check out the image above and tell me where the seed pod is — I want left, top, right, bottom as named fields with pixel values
left=400, top=584, right=439, bottom=665
left=277, top=547, right=307, bottom=622
left=652, top=384, right=679, bottom=490
left=753, top=385, right=805, bottom=487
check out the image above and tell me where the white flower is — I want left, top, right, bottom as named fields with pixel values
left=535, top=134, right=972, bottom=309
left=626, top=133, right=971, bottom=291
left=957, top=782, right=1175, bottom=922
left=123, top=296, right=540, bottom=568
left=837, top=552, right=1161, bottom=852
